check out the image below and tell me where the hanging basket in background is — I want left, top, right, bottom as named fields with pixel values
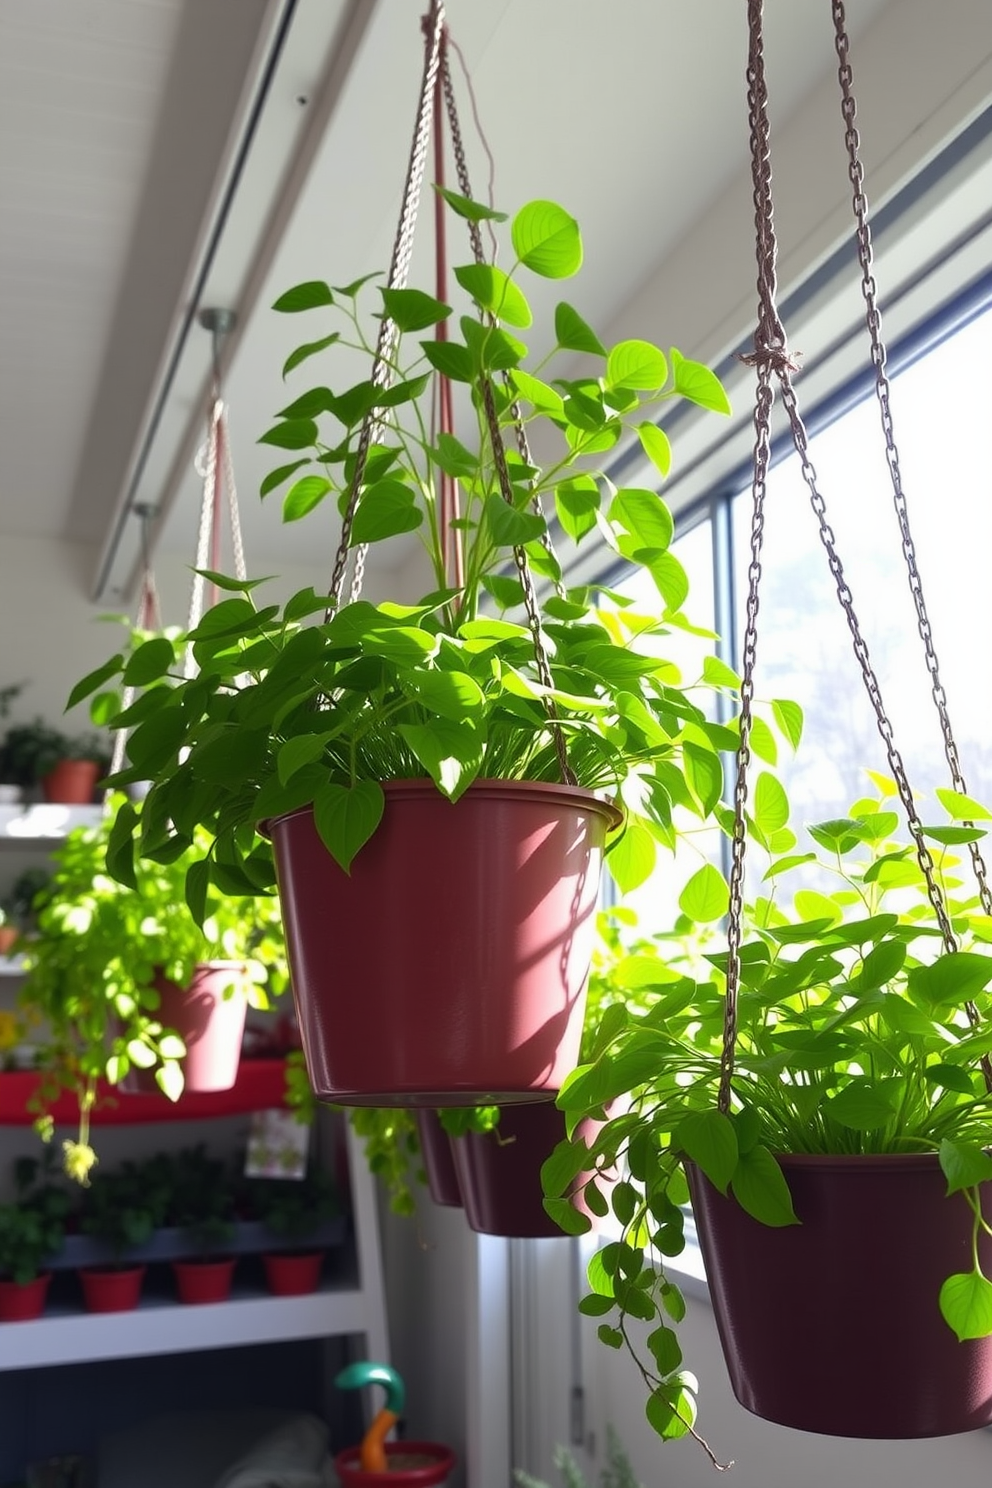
left=268, top=781, right=618, bottom=1105
left=122, top=961, right=248, bottom=1096
left=415, top=1111, right=462, bottom=1209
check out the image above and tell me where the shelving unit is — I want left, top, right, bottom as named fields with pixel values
left=0, top=803, right=102, bottom=842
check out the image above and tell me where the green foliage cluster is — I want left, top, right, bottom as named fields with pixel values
left=244, top=1166, right=340, bottom=1241
left=513, top=1426, right=643, bottom=1488
left=0, top=1156, right=72, bottom=1285
left=545, top=773, right=992, bottom=1448
left=0, top=719, right=108, bottom=788
left=69, top=194, right=737, bottom=908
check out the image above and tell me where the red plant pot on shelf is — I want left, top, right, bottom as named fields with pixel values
left=335, top=1442, right=456, bottom=1488
left=41, top=759, right=101, bottom=804
left=0, top=926, right=19, bottom=957
left=79, top=1265, right=145, bottom=1314
left=415, top=1111, right=462, bottom=1208
left=124, top=962, right=248, bottom=1095
left=268, top=780, right=620, bottom=1106
left=688, top=1153, right=992, bottom=1439
left=263, top=1251, right=324, bottom=1297
left=0, top=1272, right=50, bottom=1322
left=172, top=1256, right=236, bottom=1305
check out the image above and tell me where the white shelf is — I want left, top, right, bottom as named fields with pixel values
left=0, top=804, right=103, bottom=843
left=0, top=956, right=25, bottom=977
left=0, top=1277, right=370, bottom=1372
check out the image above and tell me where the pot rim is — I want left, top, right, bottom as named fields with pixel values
left=771, top=1151, right=952, bottom=1171
left=261, top=776, right=623, bottom=838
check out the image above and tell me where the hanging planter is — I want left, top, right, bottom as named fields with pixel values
left=269, top=781, right=618, bottom=1104
left=172, top=1255, right=237, bottom=1305
left=415, top=1112, right=462, bottom=1209
left=0, top=1272, right=50, bottom=1323
left=123, top=962, right=249, bottom=1095
left=689, top=1155, right=992, bottom=1438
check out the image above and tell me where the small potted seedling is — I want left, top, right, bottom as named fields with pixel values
left=77, top=1160, right=163, bottom=1311
left=167, top=1145, right=238, bottom=1304
left=0, top=1157, right=71, bottom=1322
left=251, top=1166, right=341, bottom=1296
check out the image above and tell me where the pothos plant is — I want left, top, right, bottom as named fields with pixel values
left=544, top=770, right=992, bottom=1455
left=18, top=795, right=288, bottom=1184
left=72, top=193, right=735, bottom=908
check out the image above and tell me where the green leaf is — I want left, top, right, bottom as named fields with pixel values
left=772, top=698, right=804, bottom=750
left=278, top=387, right=333, bottom=419
left=401, top=669, right=485, bottom=725
left=646, top=1384, right=695, bottom=1441
left=312, top=780, right=385, bottom=873
left=749, top=715, right=778, bottom=765
left=66, top=654, right=124, bottom=710
left=702, top=655, right=740, bottom=689
left=555, top=477, right=600, bottom=541
left=380, top=286, right=452, bottom=331
left=679, top=863, right=729, bottom=923
left=677, top=1111, right=737, bottom=1193
left=434, top=185, right=508, bottom=223
left=485, top=493, right=546, bottom=547
left=511, top=200, right=582, bottom=278
left=925, top=1062, right=976, bottom=1095
left=554, top=302, right=606, bottom=356
left=578, top=1293, right=616, bottom=1317
left=156, top=1062, right=185, bottom=1102
left=606, top=340, right=668, bottom=392
left=158, top=1034, right=186, bottom=1061
left=637, top=423, right=672, bottom=479
left=646, top=1325, right=683, bottom=1376
left=730, top=1145, right=798, bottom=1226
left=454, top=264, right=532, bottom=328
left=936, top=787, right=992, bottom=821
left=909, top=952, right=992, bottom=1009
left=587, top=1249, right=616, bottom=1298
left=671, top=348, right=731, bottom=414
left=259, top=419, right=318, bottom=451
left=106, top=801, right=139, bottom=890
left=397, top=719, right=482, bottom=801
left=858, top=937, right=906, bottom=991
left=825, top=1080, right=900, bottom=1130
left=421, top=340, right=473, bottom=382
left=792, top=889, right=841, bottom=925
left=923, top=824, right=988, bottom=845
left=610, top=488, right=674, bottom=551
left=684, top=741, right=723, bottom=816
left=184, top=858, right=210, bottom=927
left=277, top=734, right=328, bottom=786
left=282, top=331, right=340, bottom=379
left=753, top=773, right=789, bottom=838
left=482, top=575, right=525, bottom=610
left=261, top=458, right=310, bottom=498
left=644, top=552, right=689, bottom=612
left=605, top=821, right=656, bottom=894
left=121, top=637, right=176, bottom=686
left=939, top=1139, right=992, bottom=1195
left=272, top=280, right=334, bottom=312
left=510, top=369, right=564, bottom=418
left=940, top=1270, right=992, bottom=1341
left=351, top=481, right=423, bottom=545
left=283, top=475, right=332, bottom=522
left=598, top=1325, right=624, bottom=1350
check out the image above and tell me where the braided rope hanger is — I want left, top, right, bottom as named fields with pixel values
left=326, top=0, right=575, bottom=786
left=107, top=505, right=163, bottom=782
left=717, top=0, right=992, bottom=1115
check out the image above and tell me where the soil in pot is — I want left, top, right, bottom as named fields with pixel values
left=172, top=1256, right=236, bottom=1304
left=269, top=780, right=620, bottom=1105
left=263, top=1250, right=324, bottom=1296
left=688, top=1152, right=992, bottom=1438
left=41, top=759, right=101, bottom=804
left=78, top=1264, right=145, bottom=1314
left=335, top=1442, right=455, bottom=1488
left=415, top=1112, right=462, bottom=1208
left=124, top=962, right=248, bottom=1094
left=0, top=1272, right=50, bottom=1322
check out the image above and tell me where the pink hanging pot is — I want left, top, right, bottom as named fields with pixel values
left=267, top=780, right=619, bottom=1105
left=124, top=961, right=248, bottom=1095
left=688, top=1152, right=992, bottom=1438
left=415, top=1111, right=462, bottom=1209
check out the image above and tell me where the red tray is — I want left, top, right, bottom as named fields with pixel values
left=0, top=1058, right=289, bottom=1126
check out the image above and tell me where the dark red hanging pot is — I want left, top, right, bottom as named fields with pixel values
left=124, top=961, right=248, bottom=1095
left=688, top=1152, right=992, bottom=1438
left=267, top=780, right=620, bottom=1105
left=450, top=1101, right=607, bottom=1238
left=415, top=1111, right=462, bottom=1208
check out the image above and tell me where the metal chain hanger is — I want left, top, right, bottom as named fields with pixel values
left=327, top=0, right=575, bottom=786
left=718, top=0, right=990, bottom=1114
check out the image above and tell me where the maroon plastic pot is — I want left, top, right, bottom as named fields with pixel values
left=79, top=1264, right=145, bottom=1314
left=0, top=1272, right=50, bottom=1322
left=451, top=1102, right=606, bottom=1238
left=688, top=1153, right=992, bottom=1438
left=268, top=780, right=619, bottom=1105
left=263, top=1250, right=324, bottom=1296
left=335, top=1442, right=455, bottom=1488
left=415, top=1111, right=462, bottom=1208
left=124, top=962, right=248, bottom=1094
left=172, top=1256, right=236, bottom=1305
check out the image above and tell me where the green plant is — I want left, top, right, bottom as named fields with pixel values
left=71, top=193, right=737, bottom=911
left=0, top=720, right=107, bottom=788
left=2, top=866, right=51, bottom=935
left=18, top=794, right=289, bottom=1182
left=0, top=1157, right=71, bottom=1285
left=546, top=772, right=992, bottom=1455
left=514, top=1427, right=643, bottom=1488
left=246, top=1166, right=340, bottom=1242
left=0, top=682, right=24, bottom=722
left=157, top=1145, right=237, bottom=1255
left=79, top=1158, right=164, bottom=1265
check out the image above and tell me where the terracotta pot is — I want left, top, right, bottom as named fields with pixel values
left=41, top=759, right=101, bottom=804
left=172, top=1256, right=236, bottom=1304
left=0, top=1272, right=50, bottom=1322
left=415, top=1111, right=462, bottom=1208
left=451, top=1102, right=606, bottom=1238
left=688, top=1153, right=992, bottom=1438
left=263, top=1250, right=324, bottom=1296
left=124, top=962, right=248, bottom=1094
left=0, top=926, right=19, bottom=956
left=335, top=1442, right=455, bottom=1488
left=79, top=1264, right=145, bottom=1313
left=268, top=780, right=619, bottom=1105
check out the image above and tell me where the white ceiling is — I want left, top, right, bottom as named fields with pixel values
left=0, top=0, right=961, bottom=607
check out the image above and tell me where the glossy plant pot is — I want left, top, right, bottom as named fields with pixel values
left=263, top=1250, right=324, bottom=1296
left=268, top=780, right=619, bottom=1105
left=451, top=1102, right=606, bottom=1238
left=415, top=1111, right=462, bottom=1208
left=41, top=759, right=101, bottom=804
left=0, top=1272, right=50, bottom=1322
left=335, top=1442, right=455, bottom=1488
left=0, top=926, right=19, bottom=957
left=124, top=962, right=248, bottom=1094
left=172, top=1256, right=236, bottom=1305
left=688, top=1153, right=992, bottom=1438
left=79, top=1264, right=145, bottom=1314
